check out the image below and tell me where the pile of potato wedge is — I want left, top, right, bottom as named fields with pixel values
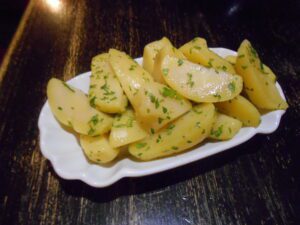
left=47, top=37, right=288, bottom=163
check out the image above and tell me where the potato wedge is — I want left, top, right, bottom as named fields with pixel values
left=225, top=55, right=237, bottom=65
left=80, top=134, right=119, bottom=163
left=89, top=53, right=127, bottom=113
left=179, top=37, right=236, bottom=74
left=215, top=95, right=261, bottom=127
left=209, top=113, right=242, bottom=140
left=152, top=45, right=186, bottom=84
left=225, top=55, right=276, bottom=82
left=47, top=78, right=113, bottom=136
left=143, top=37, right=172, bottom=74
left=161, top=55, right=243, bottom=102
left=235, top=40, right=288, bottom=110
left=109, top=108, right=148, bottom=148
left=109, top=49, right=192, bottom=132
left=129, top=103, right=215, bottom=161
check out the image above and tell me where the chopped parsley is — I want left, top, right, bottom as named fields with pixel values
left=187, top=73, right=194, bottom=88
left=148, top=93, right=160, bottom=109
left=158, top=117, right=164, bottom=124
left=166, top=124, right=175, bottom=135
left=135, top=143, right=147, bottom=149
left=162, top=68, right=169, bottom=76
left=160, top=87, right=180, bottom=99
left=113, top=116, right=134, bottom=128
left=156, top=134, right=162, bottom=143
left=177, top=59, right=184, bottom=66
left=211, top=125, right=223, bottom=138
left=259, top=62, right=269, bottom=74
left=213, top=93, right=221, bottom=99
left=101, top=83, right=115, bottom=96
left=129, top=64, right=137, bottom=71
left=57, top=106, right=63, bottom=111
left=207, top=58, right=214, bottom=68
left=249, top=44, right=258, bottom=59
left=189, top=46, right=202, bottom=54
left=89, top=114, right=101, bottom=126
left=228, top=82, right=236, bottom=93
left=88, top=127, right=95, bottom=136
left=221, top=65, right=227, bottom=71
left=89, top=96, right=97, bottom=107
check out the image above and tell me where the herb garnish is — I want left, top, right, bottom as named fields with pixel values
left=162, top=68, right=169, bottom=76
left=187, top=73, right=194, bottom=88
left=211, top=125, right=223, bottom=138
left=136, top=143, right=147, bottom=149
left=177, top=59, right=184, bottom=66
left=89, top=96, right=97, bottom=107
left=228, top=82, right=236, bottom=93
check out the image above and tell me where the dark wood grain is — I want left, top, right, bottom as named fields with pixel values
left=0, top=0, right=299, bottom=224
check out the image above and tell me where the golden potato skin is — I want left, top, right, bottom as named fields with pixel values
left=209, top=113, right=242, bottom=140
left=80, top=134, right=120, bottom=164
left=161, top=56, right=243, bottom=103
left=89, top=53, right=127, bottom=113
left=129, top=103, right=215, bottom=161
left=235, top=40, right=288, bottom=110
left=143, top=37, right=172, bottom=74
left=215, top=95, right=261, bottom=127
left=180, top=37, right=236, bottom=74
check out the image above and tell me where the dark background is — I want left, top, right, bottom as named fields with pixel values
left=0, top=0, right=29, bottom=61
left=0, top=0, right=299, bottom=224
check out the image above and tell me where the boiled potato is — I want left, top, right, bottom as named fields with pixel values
left=179, top=37, right=236, bottom=74
left=209, top=113, right=242, bottom=140
left=129, top=103, right=215, bottom=161
left=80, top=134, right=119, bottom=163
left=143, top=37, right=172, bottom=74
left=161, top=55, right=243, bottom=102
left=215, top=95, right=261, bottom=127
left=152, top=44, right=186, bottom=84
left=225, top=55, right=276, bottom=82
left=47, top=78, right=113, bottom=136
left=225, top=55, right=237, bottom=65
left=235, top=40, right=288, bottom=110
left=109, top=49, right=192, bottom=132
left=109, top=108, right=148, bottom=148
left=89, top=53, right=127, bottom=113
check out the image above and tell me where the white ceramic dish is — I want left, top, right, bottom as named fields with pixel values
left=38, top=48, right=287, bottom=187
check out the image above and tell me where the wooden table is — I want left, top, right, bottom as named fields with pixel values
left=0, top=0, right=298, bottom=224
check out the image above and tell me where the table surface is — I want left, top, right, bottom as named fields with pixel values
left=0, top=0, right=299, bottom=224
